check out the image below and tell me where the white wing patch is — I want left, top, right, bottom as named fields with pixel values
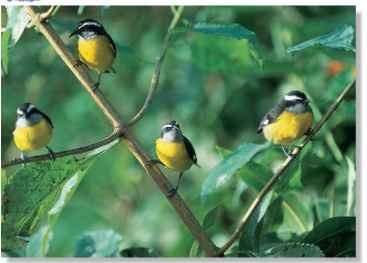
left=261, top=118, right=270, bottom=126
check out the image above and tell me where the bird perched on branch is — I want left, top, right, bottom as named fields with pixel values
left=153, top=121, right=199, bottom=197
left=257, top=90, right=313, bottom=156
left=13, top=103, right=55, bottom=161
left=69, top=19, right=116, bottom=91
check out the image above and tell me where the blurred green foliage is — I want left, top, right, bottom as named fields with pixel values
left=1, top=6, right=355, bottom=257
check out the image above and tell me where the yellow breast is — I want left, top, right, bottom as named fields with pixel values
left=78, top=35, right=115, bottom=73
left=13, top=119, right=53, bottom=152
left=155, top=138, right=193, bottom=172
left=263, top=111, right=313, bottom=145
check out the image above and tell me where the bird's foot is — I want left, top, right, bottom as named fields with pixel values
left=148, top=159, right=164, bottom=166
left=167, top=187, right=177, bottom=198
left=46, top=146, right=56, bottom=161
left=73, top=59, right=84, bottom=68
left=92, top=82, right=100, bottom=92
left=20, top=153, right=28, bottom=167
left=304, top=128, right=313, bottom=137
left=281, top=146, right=293, bottom=158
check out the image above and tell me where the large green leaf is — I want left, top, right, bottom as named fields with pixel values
left=264, top=242, right=324, bottom=257
left=2, top=140, right=119, bottom=254
left=74, top=229, right=123, bottom=257
left=201, top=143, right=269, bottom=204
left=238, top=191, right=273, bottom=255
left=5, top=7, right=31, bottom=47
left=287, top=25, right=355, bottom=53
left=302, top=216, right=356, bottom=257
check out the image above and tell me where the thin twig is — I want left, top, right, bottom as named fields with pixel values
left=1, top=131, right=122, bottom=168
left=217, top=80, right=356, bottom=256
left=23, top=6, right=218, bottom=256
left=40, top=6, right=58, bottom=21
left=127, top=6, right=184, bottom=127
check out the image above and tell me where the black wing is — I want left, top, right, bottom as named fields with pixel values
left=35, top=109, right=54, bottom=128
left=183, top=136, right=198, bottom=165
left=105, top=32, right=117, bottom=58
left=256, top=102, right=286, bottom=133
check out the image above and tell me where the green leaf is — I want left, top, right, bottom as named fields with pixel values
left=287, top=25, right=355, bottom=53
left=302, top=216, right=356, bottom=257
left=182, top=22, right=263, bottom=72
left=278, top=191, right=314, bottom=236
left=5, top=6, right=31, bottom=47
left=238, top=191, right=273, bottom=254
left=237, top=161, right=272, bottom=192
left=74, top=229, right=123, bottom=257
left=192, top=23, right=257, bottom=44
left=346, top=157, right=356, bottom=216
left=201, top=143, right=269, bottom=204
left=264, top=243, right=324, bottom=257
left=77, top=6, right=86, bottom=15
left=120, top=247, right=159, bottom=257
left=202, top=206, right=221, bottom=231
left=2, top=140, right=119, bottom=253
left=189, top=241, right=200, bottom=257
left=1, top=30, right=11, bottom=75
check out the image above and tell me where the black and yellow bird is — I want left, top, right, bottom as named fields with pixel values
left=154, top=121, right=198, bottom=197
left=13, top=103, right=55, bottom=161
left=257, top=90, right=313, bottom=155
left=69, top=19, right=116, bottom=91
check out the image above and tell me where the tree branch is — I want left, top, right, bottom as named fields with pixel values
left=1, top=131, right=122, bottom=168
left=23, top=6, right=218, bottom=256
left=217, top=80, right=356, bottom=256
left=127, top=6, right=184, bottom=127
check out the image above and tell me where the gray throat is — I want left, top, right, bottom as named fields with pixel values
left=286, top=103, right=310, bottom=114
left=16, top=113, right=42, bottom=128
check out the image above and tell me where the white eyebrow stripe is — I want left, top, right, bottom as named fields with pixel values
left=284, top=95, right=303, bottom=101
left=26, top=104, right=35, bottom=113
left=79, top=22, right=102, bottom=28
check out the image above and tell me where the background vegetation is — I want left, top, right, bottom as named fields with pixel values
left=1, top=6, right=356, bottom=257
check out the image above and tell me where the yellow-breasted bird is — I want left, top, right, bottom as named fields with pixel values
left=13, top=103, right=55, bottom=161
left=69, top=19, right=116, bottom=91
left=154, top=120, right=199, bottom=197
left=257, top=90, right=313, bottom=155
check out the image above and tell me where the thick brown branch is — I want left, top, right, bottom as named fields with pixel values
left=217, top=80, right=356, bottom=256
left=1, top=131, right=122, bottom=168
left=23, top=6, right=218, bottom=256
left=127, top=6, right=184, bottom=127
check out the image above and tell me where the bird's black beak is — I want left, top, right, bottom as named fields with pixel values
left=69, top=29, right=78, bottom=38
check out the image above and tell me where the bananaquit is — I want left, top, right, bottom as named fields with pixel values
left=154, top=121, right=198, bottom=197
left=257, top=90, right=313, bottom=155
left=13, top=103, right=55, bottom=161
left=69, top=19, right=116, bottom=91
